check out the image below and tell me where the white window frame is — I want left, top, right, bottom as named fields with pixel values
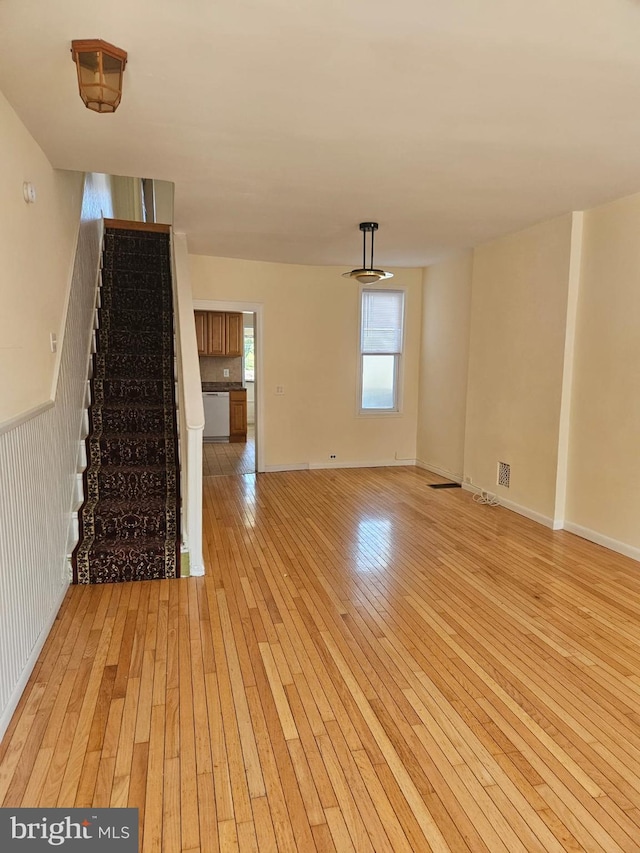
left=358, top=287, right=405, bottom=416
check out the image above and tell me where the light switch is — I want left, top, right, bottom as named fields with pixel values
left=50, top=332, right=57, bottom=353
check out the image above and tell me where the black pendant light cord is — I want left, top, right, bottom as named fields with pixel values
left=361, top=225, right=375, bottom=271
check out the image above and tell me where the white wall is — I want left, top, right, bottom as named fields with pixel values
left=0, top=90, right=84, bottom=424
left=464, top=214, right=573, bottom=522
left=189, top=254, right=423, bottom=470
left=416, top=251, right=473, bottom=480
left=565, top=193, right=640, bottom=555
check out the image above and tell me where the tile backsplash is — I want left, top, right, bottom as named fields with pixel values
left=199, top=356, right=242, bottom=382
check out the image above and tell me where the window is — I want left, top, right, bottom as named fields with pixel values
left=359, top=289, right=404, bottom=412
left=244, top=326, right=254, bottom=382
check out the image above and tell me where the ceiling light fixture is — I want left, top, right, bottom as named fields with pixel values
left=71, top=39, right=127, bottom=113
left=342, top=222, right=394, bottom=284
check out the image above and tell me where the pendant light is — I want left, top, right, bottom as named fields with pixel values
left=342, top=222, right=394, bottom=284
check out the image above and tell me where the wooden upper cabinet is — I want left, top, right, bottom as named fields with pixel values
left=208, top=312, right=226, bottom=356
left=194, top=311, right=244, bottom=356
left=225, top=313, right=243, bottom=357
left=194, top=311, right=207, bottom=355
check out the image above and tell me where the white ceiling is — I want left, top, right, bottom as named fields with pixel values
left=2, top=0, right=640, bottom=266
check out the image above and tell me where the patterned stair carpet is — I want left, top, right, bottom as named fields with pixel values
left=73, top=227, right=180, bottom=584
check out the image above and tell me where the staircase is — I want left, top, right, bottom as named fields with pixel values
left=73, top=224, right=181, bottom=584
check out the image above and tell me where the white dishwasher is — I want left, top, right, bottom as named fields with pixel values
left=203, top=392, right=230, bottom=441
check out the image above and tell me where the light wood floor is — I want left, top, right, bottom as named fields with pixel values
left=203, top=430, right=255, bottom=476
left=2, top=466, right=640, bottom=851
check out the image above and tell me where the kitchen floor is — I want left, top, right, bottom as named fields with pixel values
left=203, top=426, right=255, bottom=476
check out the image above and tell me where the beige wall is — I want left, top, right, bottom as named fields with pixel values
left=189, top=254, right=423, bottom=469
left=464, top=214, right=573, bottom=520
left=565, top=193, right=640, bottom=551
left=0, top=91, right=84, bottom=424
left=416, top=251, right=473, bottom=480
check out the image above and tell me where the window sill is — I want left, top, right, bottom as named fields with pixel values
left=357, top=409, right=402, bottom=418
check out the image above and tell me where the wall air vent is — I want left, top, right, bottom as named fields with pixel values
left=497, top=461, right=511, bottom=488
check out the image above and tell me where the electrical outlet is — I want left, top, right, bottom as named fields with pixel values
left=275, top=385, right=284, bottom=395
left=223, top=368, right=230, bottom=378
left=464, top=476, right=472, bottom=484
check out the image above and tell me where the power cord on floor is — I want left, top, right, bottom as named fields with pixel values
left=473, top=490, right=501, bottom=507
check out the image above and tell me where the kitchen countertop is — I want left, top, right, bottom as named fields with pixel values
left=202, top=382, right=245, bottom=392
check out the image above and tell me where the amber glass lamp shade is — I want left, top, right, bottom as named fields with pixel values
left=71, top=40, right=127, bottom=113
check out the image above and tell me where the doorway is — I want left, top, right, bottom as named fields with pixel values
left=194, top=299, right=263, bottom=476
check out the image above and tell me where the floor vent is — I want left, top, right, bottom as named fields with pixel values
left=497, top=461, right=511, bottom=488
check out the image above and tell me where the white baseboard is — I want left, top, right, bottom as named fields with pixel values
left=460, top=483, right=556, bottom=529
left=263, top=463, right=310, bottom=473
left=563, top=522, right=640, bottom=564
left=308, top=459, right=416, bottom=471
left=0, top=580, right=70, bottom=744
left=263, top=459, right=416, bottom=473
left=415, top=460, right=462, bottom=482
left=498, top=496, right=556, bottom=530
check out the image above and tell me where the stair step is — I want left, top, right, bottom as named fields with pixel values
left=88, top=433, right=177, bottom=467
left=96, top=328, right=170, bottom=355
left=93, top=352, right=171, bottom=380
left=99, top=284, right=172, bottom=312
left=88, top=465, right=170, bottom=501
left=90, top=402, right=170, bottom=435
left=102, top=251, right=170, bottom=273
left=74, top=537, right=178, bottom=584
left=98, top=306, right=168, bottom=330
left=93, top=378, right=169, bottom=405
left=103, top=233, right=169, bottom=254
left=82, top=497, right=175, bottom=541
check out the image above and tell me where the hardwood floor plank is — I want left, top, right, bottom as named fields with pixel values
left=216, top=588, right=265, bottom=797
left=178, top=583, right=200, bottom=853
left=239, top=685, right=296, bottom=852
left=162, top=755, right=181, bottom=853
left=74, top=748, right=101, bottom=808
left=142, top=704, right=164, bottom=853
left=250, top=795, right=278, bottom=853
left=258, top=642, right=298, bottom=742
left=196, top=772, right=220, bottom=853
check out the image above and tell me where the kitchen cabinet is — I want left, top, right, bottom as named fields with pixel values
left=194, top=311, right=208, bottom=355
left=208, top=312, right=226, bottom=356
left=225, top=312, right=243, bottom=357
left=229, top=389, right=247, bottom=442
left=195, top=311, right=243, bottom=357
